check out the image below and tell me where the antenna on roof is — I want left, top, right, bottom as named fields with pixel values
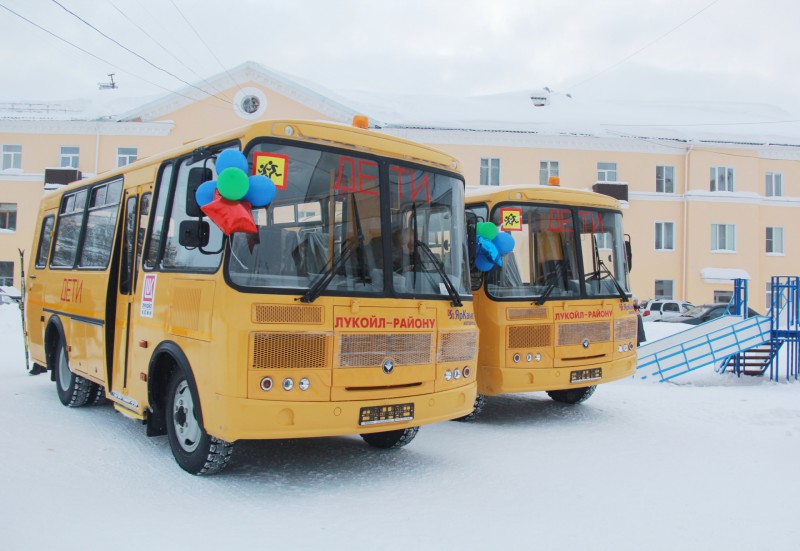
left=98, top=73, right=117, bottom=90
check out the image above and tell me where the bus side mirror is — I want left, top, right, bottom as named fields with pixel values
left=186, top=167, right=213, bottom=218
left=465, top=212, right=478, bottom=266
left=624, top=234, right=633, bottom=272
left=179, top=220, right=210, bottom=248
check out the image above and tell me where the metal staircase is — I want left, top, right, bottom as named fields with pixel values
left=637, top=277, right=800, bottom=382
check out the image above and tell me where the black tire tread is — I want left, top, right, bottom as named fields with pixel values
left=360, top=426, right=419, bottom=449
left=453, top=393, right=487, bottom=422
left=547, top=385, right=597, bottom=404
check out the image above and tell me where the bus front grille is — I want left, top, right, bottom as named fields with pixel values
left=507, top=307, right=547, bottom=321
left=251, top=332, right=331, bottom=369
left=437, top=330, right=478, bottom=362
left=338, top=333, right=433, bottom=367
left=557, top=322, right=611, bottom=346
left=507, top=325, right=552, bottom=348
left=251, top=304, right=324, bottom=325
left=614, top=317, right=638, bottom=341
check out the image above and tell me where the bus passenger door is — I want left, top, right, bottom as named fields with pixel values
left=110, top=188, right=151, bottom=411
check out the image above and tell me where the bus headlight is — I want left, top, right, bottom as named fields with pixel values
left=463, top=366, right=471, bottom=378
left=444, top=370, right=453, bottom=381
left=260, top=377, right=273, bottom=392
left=454, top=368, right=461, bottom=379
left=282, top=378, right=294, bottom=391
left=298, top=378, right=310, bottom=391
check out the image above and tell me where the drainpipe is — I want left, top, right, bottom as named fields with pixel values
left=681, top=143, right=693, bottom=301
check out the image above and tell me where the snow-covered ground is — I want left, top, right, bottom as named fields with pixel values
left=2, top=304, right=799, bottom=551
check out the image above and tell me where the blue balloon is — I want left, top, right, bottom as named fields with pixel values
left=195, top=180, right=217, bottom=207
left=493, top=232, right=515, bottom=255
left=244, top=175, right=276, bottom=208
left=477, top=236, right=500, bottom=263
left=216, top=149, right=248, bottom=174
left=475, top=254, right=495, bottom=272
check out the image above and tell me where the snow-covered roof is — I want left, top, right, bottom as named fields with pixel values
left=3, top=61, right=800, bottom=147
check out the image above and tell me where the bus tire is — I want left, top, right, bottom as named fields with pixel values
left=360, top=426, right=419, bottom=449
left=453, top=393, right=487, bottom=422
left=87, top=383, right=107, bottom=406
left=54, top=340, right=92, bottom=408
left=546, top=385, right=597, bottom=404
left=165, top=370, right=233, bottom=475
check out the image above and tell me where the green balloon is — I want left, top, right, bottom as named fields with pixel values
left=217, top=167, right=250, bottom=201
left=477, top=221, right=499, bottom=240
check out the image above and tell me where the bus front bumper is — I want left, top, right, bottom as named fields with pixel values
left=205, top=382, right=477, bottom=442
left=477, top=355, right=636, bottom=396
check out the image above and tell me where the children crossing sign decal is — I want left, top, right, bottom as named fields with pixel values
left=140, top=273, right=157, bottom=318
left=500, top=208, right=523, bottom=231
left=253, top=152, right=288, bottom=189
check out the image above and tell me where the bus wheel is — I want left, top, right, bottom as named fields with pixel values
left=547, top=385, right=597, bottom=404
left=54, top=341, right=92, bottom=408
left=165, top=370, right=233, bottom=475
left=453, top=393, right=487, bottom=422
left=87, top=383, right=107, bottom=406
left=360, top=426, right=419, bottom=449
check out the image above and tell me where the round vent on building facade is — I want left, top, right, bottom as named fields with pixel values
left=233, top=87, right=267, bottom=120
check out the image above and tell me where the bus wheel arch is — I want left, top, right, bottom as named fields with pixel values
left=147, top=342, right=234, bottom=475
left=44, top=316, right=91, bottom=407
left=44, top=315, right=66, bottom=383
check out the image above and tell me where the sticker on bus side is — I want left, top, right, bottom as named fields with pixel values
left=140, top=273, right=157, bottom=318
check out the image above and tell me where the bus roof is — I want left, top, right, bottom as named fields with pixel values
left=40, top=119, right=463, bottom=208
left=465, top=184, right=623, bottom=210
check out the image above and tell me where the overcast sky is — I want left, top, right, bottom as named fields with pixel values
left=1, top=0, right=799, bottom=114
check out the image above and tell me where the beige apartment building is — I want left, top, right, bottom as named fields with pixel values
left=1, top=61, right=797, bottom=313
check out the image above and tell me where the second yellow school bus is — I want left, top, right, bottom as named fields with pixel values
left=463, top=184, right=638, bottom=417
left=25, top=120, right=477, bottom=474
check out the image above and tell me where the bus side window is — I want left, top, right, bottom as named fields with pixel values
left=136, top=193, right=151, bottom=288
left=161, top=156, right=223, bottom=271
left=120, top=196, right=137, bottom=295
left=35, top=216, right=55, bottom=269
left=51, top=189, right=88, bottom=268
left=144, top=164, right=172, bottom=270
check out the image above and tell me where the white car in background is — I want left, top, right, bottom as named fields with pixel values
left=640, top=299, right=694, bottom=322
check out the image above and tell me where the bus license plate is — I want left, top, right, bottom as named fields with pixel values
left=570, top=368, right=602, bottom=383
left=359, top=403, right=414, bottom=426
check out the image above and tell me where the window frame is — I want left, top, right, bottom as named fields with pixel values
left=2, top=144, right=22, bottom=170
left=710, top=166, right=735, bottom=192
left=59, top=146, right=80, bottom=169
left=480, top=157, right=500, bottom=186
left=654, top=220, right=675, bottom=251
left=766, top=172, right=783, bottom=197
left=0, top=203, right=17, bottom=232
left=117, top=147, right=138, bottom=168
left=539, top=160, right=559, bottom=185
left=711, top=223, right=736, bottom=252
left=766, top=226, right=784, bottom=255
left=654, top=279, right=674, bottom=300
left=656, top=165, right=675, bottom=193
left=597, top=162, right=617, bottom=182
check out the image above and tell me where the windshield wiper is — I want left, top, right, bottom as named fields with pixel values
left=415, top=240, right=462, bottom=307
left=535, top=261, right=565, bottom=306
left=596, top=259, right=629, bottom=302
left=300, top=240, right=354, bottom=303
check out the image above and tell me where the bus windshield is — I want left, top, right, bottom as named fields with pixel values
left=228, top=142, right=470, bottom=299
left=485, top=204, right=629, bottom=300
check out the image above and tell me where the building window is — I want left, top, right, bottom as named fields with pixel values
left=2, top=145, right=22, bottom=170
left=656, top=165, right=674, bottom=193
left=714, top=290, right=733, bottom=304
left=539, top=160, right=559, bottom=185
left=0, top=204, right=16, bottom=231
left=117, top=147, right=138, bottom=167
left=480, top=158, right=500, bottom=186
left=59, top=146, right=80, bottom=168
left=711, top=223, right=736, bottom=252
left=655, top=221, right=674, bottom=250
left=597, top=162, right=617, bottom=182
left=0, top=261, right=12, bottom=286
left=766, top=226, right=784, bottom=254
left=766, top=172, right=783, bottom=197
left=710, top=166, right=735, bottom=192
left=655, top=279, right=673, bottom=300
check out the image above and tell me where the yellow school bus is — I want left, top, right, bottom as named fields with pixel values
left=463, top=184, right=637, bottom=418
left=25, top=120, right=477, bottom=474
